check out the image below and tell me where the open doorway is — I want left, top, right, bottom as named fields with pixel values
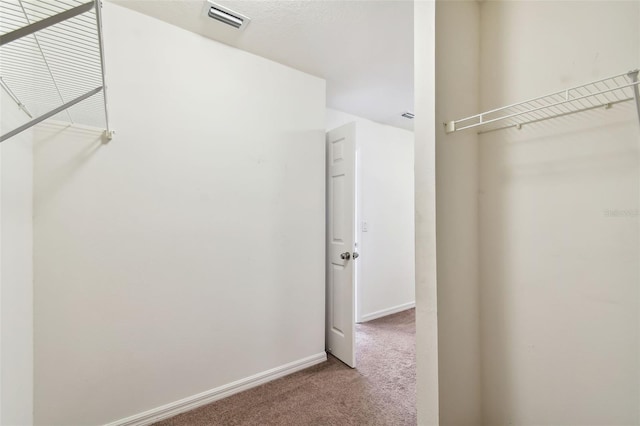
left=325, top=111, right=415, bottom=371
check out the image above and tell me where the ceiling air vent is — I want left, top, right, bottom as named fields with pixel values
left=401, top=112, right=415, bottom=119
left=205, top=1, right=250, bottom=31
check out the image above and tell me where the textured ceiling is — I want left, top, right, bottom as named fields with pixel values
left=111, top=0, right=414, bottom=131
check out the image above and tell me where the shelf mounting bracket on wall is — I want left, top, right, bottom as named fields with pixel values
left=444, top=69, right=640, bottom=135
left=0, top=0, right=113, bottom=143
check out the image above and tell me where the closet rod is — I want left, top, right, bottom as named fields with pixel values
left=0, top=1, right=94, bottom=46
left=0, top=86, right=102, bottom=143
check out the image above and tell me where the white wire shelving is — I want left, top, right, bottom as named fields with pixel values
left=445, top=70, right=640, bottom=135
left=0, top=0, right=112, bottom=143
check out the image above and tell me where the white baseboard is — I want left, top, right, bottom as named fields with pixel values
left=106, top=352, right=327, bottom=426
left=360, top=301, right=415, bottom=323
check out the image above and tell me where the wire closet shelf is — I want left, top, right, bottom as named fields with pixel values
left=0, top=0, right=111, bottom=143
left=445, top=69, right=640, bottom=135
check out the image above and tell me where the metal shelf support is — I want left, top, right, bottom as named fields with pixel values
left=94, top=0, right=112, bottom=140
left=0, top=86, right=102, bottom=143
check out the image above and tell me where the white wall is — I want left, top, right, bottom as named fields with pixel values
left=479, top=2, right=640, bottom=424
left=434, top=2, right=481, bottom=425
left=33, top=4, right=326, bottom=425
left=326, top=109, right=415, bottom=322
left=0, top=92, right=34, bottom=426
left=413, top=2, right=439, bottom=425
left=419, top=1, right=640, bottom=425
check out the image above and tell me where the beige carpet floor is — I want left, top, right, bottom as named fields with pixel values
left=154, top=308, right=416, bottom=425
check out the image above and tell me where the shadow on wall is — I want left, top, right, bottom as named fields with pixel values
left=479, top=93, right=639, bottom=425
left=33, top=123, right=105, bottom=212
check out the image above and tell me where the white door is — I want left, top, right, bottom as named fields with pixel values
left=326, top=123, right=356, bottom=368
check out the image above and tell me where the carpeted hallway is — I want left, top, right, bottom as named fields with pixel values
left=154, top=309, right=416, bottom=425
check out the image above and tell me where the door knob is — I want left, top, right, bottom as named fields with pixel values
left=352, top=252, right=359, bottom=259
left=340, top=252, right=351, bottom=260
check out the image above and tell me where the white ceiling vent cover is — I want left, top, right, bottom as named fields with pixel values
left=204, top=1, right=250, bottom=31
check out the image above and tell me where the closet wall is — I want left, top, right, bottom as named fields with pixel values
left=413, top=2, right=439, bottom=425
left=0, top=92, right=34, bottom=426
left=479, top=2, right=639, bottom=424
left=33, top=3, right=326, bottom=425
left=418, top=1, right=640, bottom=424
left=325, top=109, right=415, bottom=322
left=434, top=2, right=481, bottom=425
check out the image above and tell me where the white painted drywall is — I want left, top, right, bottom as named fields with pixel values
left=413, top=2, right=439, bottom=425
left=33, top=3, right=326, bottom=425
left=326, top=109, right=415, bottom=322
left=0, top=92, right=34, bottom=426
left=325, top=108, right=364, bottom=130
left=434, top=2, right=481, bottom=425
left=115, top=0, right=415, bottom=131
left=478, top=1, right=639, bottom=424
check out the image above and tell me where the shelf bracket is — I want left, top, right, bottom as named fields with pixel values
left=0, top=86, right=103, bottom=143
left=628, top=69, right=640, bottom=126
left=444, top=121, right=456, bottom=134
left=94, top=0, right=111, bottom=137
